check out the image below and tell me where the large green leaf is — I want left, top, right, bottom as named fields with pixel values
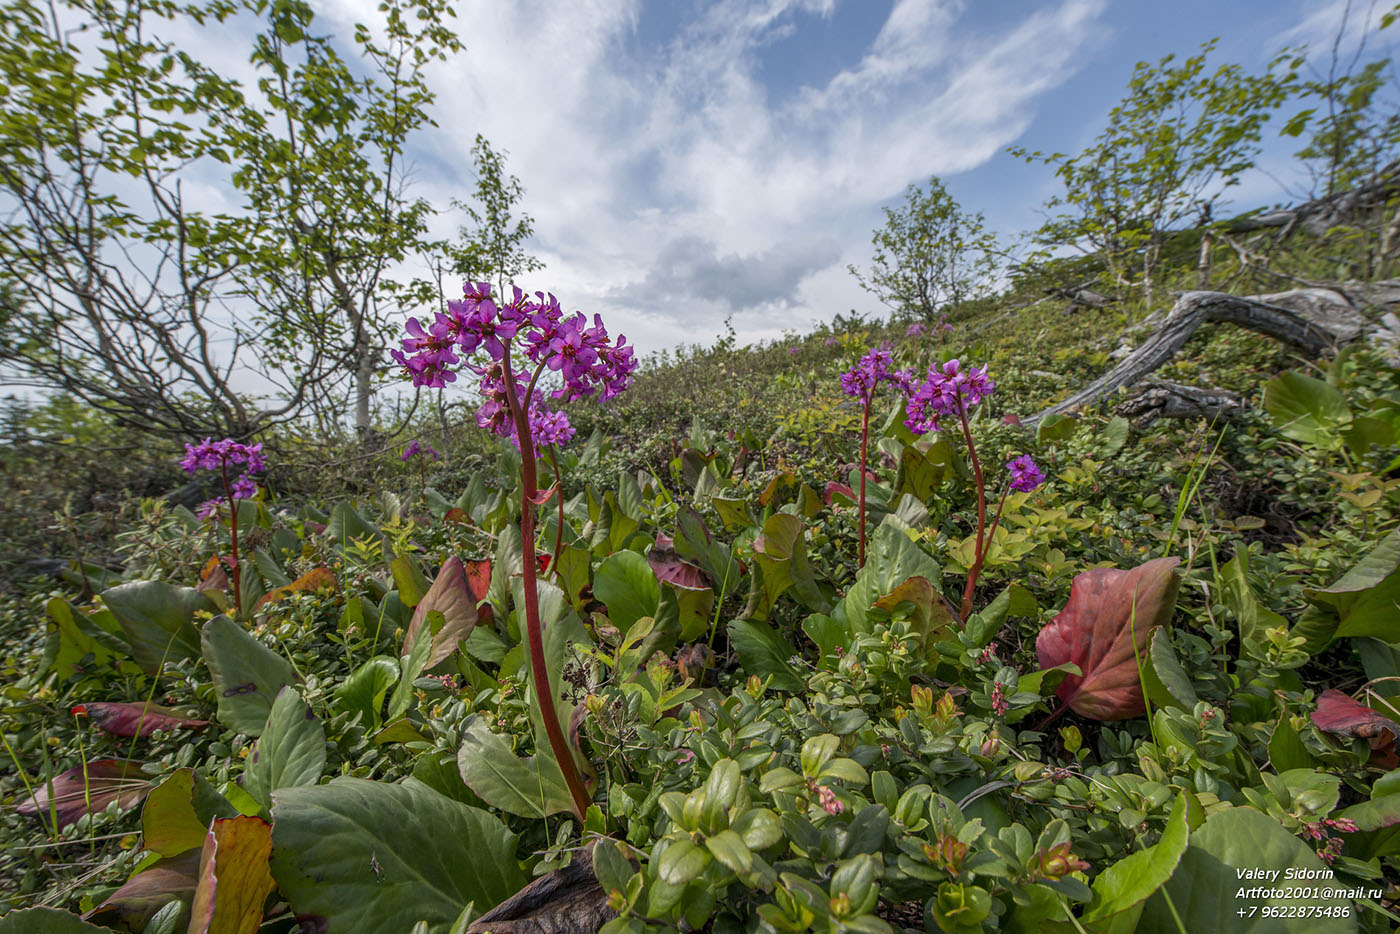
left=1221, top=549, right=1287, bottom=661
left=1263, top=370, right=1350, bottom=447
left=1138, top=807, right=1356, bottom=933
left=594, top=550, right=660, bottom=636
left=243, top=688, right=326, bottom=810
left=200, top=616, right=296, bottom=736
left=728, top=619, right=804, bottom=692
left=1074, top=795, right=1190, bottom=931
left=142, top=768, right=238, bottom=859
left=835, top=522, right=941, bottom=637
left=333, top=656, right=400, bottom=730
left=1304, top=528, right=1400, bottom=642
left=456, top=718, right=573, bottom=818
left=750, top=514, right=828, bottom=617
left=327, top=502, right=382, bottom=548
left=270, top=777, right=525, bottom=934
left=0, top=907, right=122, bottom=933
left=102, top=581, right=212, bottom=675
left=43, top=597, right=128, bottom=683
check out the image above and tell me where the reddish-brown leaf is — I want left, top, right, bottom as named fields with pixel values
left=1035, top=557, right=1181, bottom=720
left=824, top=482, right=856, bottom=506
left=254, top=567, right=336, bottom=610
left=647, top=541, right=710, bottom=591
left=72, top=702, right=210, bottom=737
left=404, top=557, right=489, bottom=668
left=17, top=759, right=151, bottom=829
left=86, top=849, right=201, bottom=931
left=443, top=507, right=470, bottom=524
left=1311, top=689, right=1400, bottom=769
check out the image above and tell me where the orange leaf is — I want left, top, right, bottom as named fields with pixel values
left=188, top=816, right=275, bottom=934
left=254, top=567, right=336, bottom=610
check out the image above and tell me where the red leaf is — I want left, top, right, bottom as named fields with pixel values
left=1035, top=557, right=1181, bottom=720
left=1002, top=413, right=1023, bottom=426
left=72, top=702, right=210, bottom=737
left=87, top=849, right=201, bottom=931
left=17, top=759, right=151, bottom=829
left=824, top=482, right=856, bottom=506
left=443, top=507, right=470, bottom=524
left=527, top=484, right=559, bottom=505
left=648, top=539, right=711, bottom=591
left=404, top=557, right=488, bottom=668
left=1311, top=689, right=1400, bottom=769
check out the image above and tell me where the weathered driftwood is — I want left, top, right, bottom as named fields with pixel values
left=467, top=845, right=613, bottom=934
left=1225, top=158, right=1400, bottom=239
left=1028, top=289, right=1364, bottom=425
left=1116, top=380, right=1244, bottom=426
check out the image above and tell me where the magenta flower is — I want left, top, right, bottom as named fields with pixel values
left=904, top=359, right=995, bottom=434
left=401, top=440, right=440, bottom=462
left=906, top=322, right=928, bottom=338
left=1006, top=455, right=1046, bottom=492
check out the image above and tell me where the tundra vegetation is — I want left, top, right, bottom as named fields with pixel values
left=3, top=1, right=1400, bottom=932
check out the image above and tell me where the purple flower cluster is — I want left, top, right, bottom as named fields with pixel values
left=1006, top=454, right=1046, bottom=492
left=905, top=322, right=928, bottom=338
left=180, top=438, right=264, bottom=519
left=391, top=283, right=636, bottom=448
left=401, top=440, right=440, bottom=462
left=179, top=438, right=266, bottom=475
left=840, top=348, right=913, bottom=405
left=903, top=359, right=995, bottom=434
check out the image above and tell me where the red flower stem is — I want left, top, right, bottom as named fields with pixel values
left=500, top=354, right=591, bottom=819
left=857, top=395, right=872, bottom=568
left=958, top=399, right=986, bottom=619
left=963, top=482, right=1010, bottom=622
left=549, top=446, right=565, bottom=581
left=221, top=463, right=242, bottom=617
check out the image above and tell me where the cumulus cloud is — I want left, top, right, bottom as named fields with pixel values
left=331, top=0, right=1111, bottom=352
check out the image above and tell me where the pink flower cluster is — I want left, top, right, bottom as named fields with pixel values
left=179, top=438, right=264, bottom=519
left=903, top=358, right=994, bottom=434
left=1006, top=454, right=1046, bottom=493
left=839, top=348, right=913, bottom=405
left=392, top=282, right=637, bottom=449
left=401, top=440, right=440, bottom=461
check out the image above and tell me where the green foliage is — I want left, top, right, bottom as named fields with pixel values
left=849, top=176, right=1000, bottom=322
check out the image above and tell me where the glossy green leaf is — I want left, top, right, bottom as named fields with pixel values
left=242, top=688, right=325, bottom=810
left=594, top=550, right=661, bottom=636
left=102, top=581, right=212, bottom=675
left=1263, top=370, right=1350, bottom=447
left=333, top=656, right=399, bottom=730
left=201, top=616, right=296, bottom=736
left=728, top=619, right=804, bottom=692
left=456, top=718, right=573, bottom=818
left=1138, top=807, right=1355, bottom=933
left=270, top=777, right=524, bottom=934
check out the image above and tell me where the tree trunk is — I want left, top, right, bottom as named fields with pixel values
left=1028, top=289, right=1366, bottom=425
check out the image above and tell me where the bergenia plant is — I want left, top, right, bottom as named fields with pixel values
left=401, top=439, right=440, bottom=505
left=840, top=347, right=913, bottom=566
left=903, top=360, right=1044, bottom=617
left=180, top=438, right=266, bottom=616
left=393, top=281, right=635, bottom=817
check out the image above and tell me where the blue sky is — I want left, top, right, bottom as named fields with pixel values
left=313, top=0, right=1392, bottom=357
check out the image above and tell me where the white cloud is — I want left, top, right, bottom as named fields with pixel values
left=323, top=0, right=1110, bottom=354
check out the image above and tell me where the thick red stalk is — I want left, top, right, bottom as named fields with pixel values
left=221, top=463, right=242, bottom=617
left=500, top=358, right=591, bottom=819
left=963, top=482, right=1011, bottom=622
left=549, top=446, right=565, bottom=581
left=957, top=399, right=986, bottom=619
left=857, top=397, right=871, bottom=567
